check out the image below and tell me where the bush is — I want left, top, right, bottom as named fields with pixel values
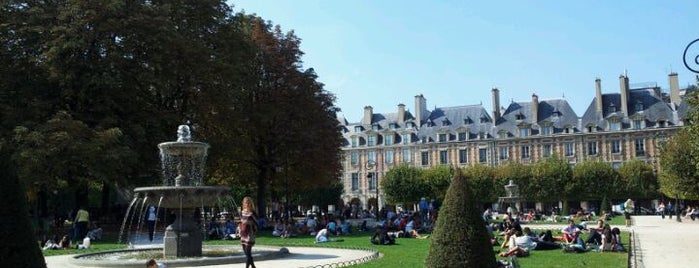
left=425, top=169, right=496, bottom=268
left=0, top=148, right=47, bottom=268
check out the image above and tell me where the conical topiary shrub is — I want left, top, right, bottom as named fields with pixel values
left=425, top=169, right=496, bottom=268
left=0, top=148, right=47, bottom=268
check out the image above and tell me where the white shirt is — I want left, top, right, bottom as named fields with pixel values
left=147, top=206, right=157, bottom=221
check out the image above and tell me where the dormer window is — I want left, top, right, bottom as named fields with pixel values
left=633, top=119, right=643, bottom=130
left=441, top=119, right=449, bottom=126
left=458, top=132, right=467, bottom=141
left=354, top=126, right=363, bottom=132
left=479, top=131, right=486, bottom=139
left=608, top=103, right=617, bottom=113
left=552, top=109, right=561, bottom=118
left=402, top=133, right=411, bottom=144
left=519, top=127, right=529, bottom=137
left=463, top=118, right=472, bottom=124
left=635, top=101, right=644, bottom=112
left=351, top=137, right=358, bottom=147
left=609, top=120, right=621, bottom=131
left=406, top=122, right=413, bottom=128
left=587, top=126, right=595, bottom=133
left=480, top=116, right=489, bottom=123
left=384, top=134, right=393, bottom=146
left=421, top=136, right=428, bottom=143
left=372, top=124, right=380, bottom=131
left=438, top=133, right=447, bottom=143
left=564, top=126, right=573, bottom=134
left=389, top=123, right=397, bottom=129
left=541, top=126, right=553, bottom=135
left=658, top=120, right=667, bottom=128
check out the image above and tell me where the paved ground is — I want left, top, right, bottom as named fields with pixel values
left=45, top=215, right=699, bottom=268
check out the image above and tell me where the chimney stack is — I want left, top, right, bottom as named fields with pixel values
left=669, top=72, right=681, bottom=106
left=595, top=78, right=603, bottom=117
left=414, top=94, right=427, bottom=127
left=397, top=104, right=405, bottom=124
left=492, top=88, right=501, bottom=122
left=531, top=93, right=539, bottom=123
left=363, top=106, right=373, bottom=125
left=619, top=74, right=629, bottom=117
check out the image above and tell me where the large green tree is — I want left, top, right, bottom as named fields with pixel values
left=571, top=160, right=619, bottom=201
left=381, top=164, right=428, bottom=205
left=494, top=161, right=532, bottom=200
left=423, top=165, right=454, bottom=200
left=618, top=159, right=658, bottom=199
left=462, top=164, right=496, bottom=204
left=659, top=129, right=699, bottom=199
left=530, top=155, right=571, bottom=203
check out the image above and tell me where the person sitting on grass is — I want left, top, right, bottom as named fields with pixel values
left=404, top=216, right=429, bottom=239
left=499, top=231, right=534, bottom=257
left=586, top=219, right=605, bottom=245
left=561, top=219, right=581, bottom=244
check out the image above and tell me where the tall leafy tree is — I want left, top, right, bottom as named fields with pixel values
left=462, top=164, right=496, bottom=204
left=423, top=165, right=454, bottom=200
left=618, top=159, right=658, bottom=199
left=571, top=160, right=619, bottom=201
left=659, top=129, right=699, bottom=199
left=530, top=155, right=571, bottom=203
left=494, top=161, right=532, bottom=200
left=381, top=164, right=427, bottom=205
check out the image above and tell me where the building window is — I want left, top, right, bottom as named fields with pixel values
left=385, top=150, right=394, bottom=164
left=384, top=135, right=393, bottom=146
left=402, top=133, right=410, bottom=144
left=406, top=122, right=413, bottom=128
left=635, top=102, right=644, bottom=112
left=458, top=132, right=467, bottom=141
left=610, top=121, right=621, bottom=131
left=658, top=120, right=666, bottom=128
left=351, top=173, right=359, bottom=191
left=354, top=126, right=362, bottom=132
left=519, top=128, right=529, bottom=137
left=635, top=138, right=645, bottom=156
left=368, top=135, right=376, bottom=146
left=351, top=137, right=358, bottom=147
left=402, top=148, right=411, bottom=163
left=499, top=146, right=509, bottom=160
left=351, top=151, right=359, bottom=166
left=439, top=150, right=448, bottom=164
left=438, top=133, right=447, bottom=143
left=611, top=140, right=621, bottom=154
left=543, top=144, right=552, bottom=157
left=372, top=124, right=379, bottom=131
left=368, top=172, right=376, bottom=190
left=389, top=123, right=396, bottom=129
left=459, top=149, right=468, bottom=164
left=587, top=141, right=598, bottom=155
left=521, top=145, right=530, bottom=159
left=368, top=150, right=376, bottom=163
left=587, top=126, right=595, bottom=133
left=633, top=120, right=643, bottom=130
left=479, top=148, right=488, bottom=163
left=565, top=142, right=575, bottom=156
left=421, top=151, right=429, bottom=166
left=542, top=126, right=553, bottom=135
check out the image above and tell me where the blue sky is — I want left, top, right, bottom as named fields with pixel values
left=233, top=0, right=699, bottom=122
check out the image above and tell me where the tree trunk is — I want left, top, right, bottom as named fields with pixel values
left=256, top=167, right=268, bottom=219
left=101, top=183, right=110, bottom=221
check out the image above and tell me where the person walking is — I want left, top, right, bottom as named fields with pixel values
left=146, top=206, right=157, bottom=241
left=74, top=206, right=89, bottom=242
left=240, top=197, right=258, bottom=268
left=624, top=199, right=634, bottom=227
left=657, top=202, right=666, bottom=219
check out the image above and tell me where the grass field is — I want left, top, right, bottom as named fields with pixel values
left=43, top=223, right=628, bottom=268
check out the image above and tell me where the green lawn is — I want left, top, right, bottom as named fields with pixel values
left=42, top=225, right=628, bottom=268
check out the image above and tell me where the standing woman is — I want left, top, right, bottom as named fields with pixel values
left=240, top=196, right=258, bottom=268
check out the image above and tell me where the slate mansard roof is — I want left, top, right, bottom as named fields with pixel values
left=581, top=87, right=679, bottom=129
left=496, top=98, right=579, bottom=137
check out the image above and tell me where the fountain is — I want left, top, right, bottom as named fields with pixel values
left=70, top=125, right=289, bottom=267
left=498, top=180, right=524, bottom=214
left=132, top=124, right=229, bottom=258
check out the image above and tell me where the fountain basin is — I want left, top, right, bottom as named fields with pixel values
left=158, top=141, right=210, bottom=156
left=70, top=245, right=289, bottom=267
left=133, top=186, right=229, bottom=208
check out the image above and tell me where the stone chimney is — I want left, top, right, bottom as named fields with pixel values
left=363, top=106, right=373, bottom=125
left=619, top=74, right=629, bottom=117
left=492, top=88, right=501, bottom=122
left=397, top=103, right=405, bottom=124
left=414, top=94, right=427, bottom=126
left=669, top=72, right=681, bottom=106
left=531, top=93, right=539, bottom=123
left=595, top=78, right=603, bottom=116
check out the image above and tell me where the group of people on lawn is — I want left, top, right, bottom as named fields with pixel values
left=491, top=212, right=625, bottom=258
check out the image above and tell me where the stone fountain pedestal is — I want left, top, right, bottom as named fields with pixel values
left=163, top=208, right=202, bottom=258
